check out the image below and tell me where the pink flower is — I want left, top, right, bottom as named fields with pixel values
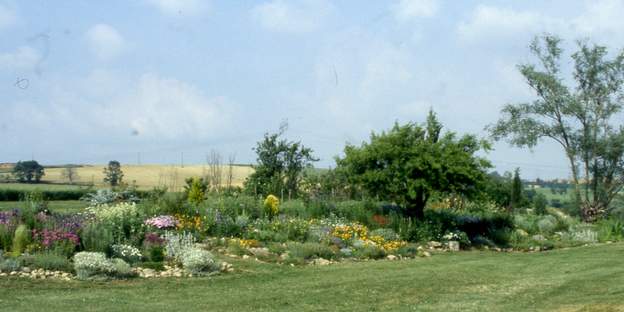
left=145, top=215, right=178, bottom=229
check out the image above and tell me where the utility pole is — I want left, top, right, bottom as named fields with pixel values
left=137, top=152, right=141, bottom=165
left=181, top=152, right=184, bottom=168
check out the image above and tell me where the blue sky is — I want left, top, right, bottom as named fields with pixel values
left=1, top=0, right=624, bottom=179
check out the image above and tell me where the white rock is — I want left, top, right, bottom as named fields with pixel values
left=448, top=241, right=460, bottom=252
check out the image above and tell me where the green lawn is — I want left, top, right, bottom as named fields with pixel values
left=1, top=244, right=623, bottom=311
left=0, top=200, right=86, bottom=213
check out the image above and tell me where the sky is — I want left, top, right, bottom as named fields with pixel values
left=1, top=0, right=624, bottom=179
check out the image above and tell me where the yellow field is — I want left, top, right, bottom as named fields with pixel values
left=43, top=164, right=254, bottom=191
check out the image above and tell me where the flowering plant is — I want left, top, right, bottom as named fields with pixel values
left=111, top=244, right=142, bottom=263
left=263, top=194, right=279, bottom=217
left=145, top=215, right=178, bottom=229
left=32, top=229, right=80, bottom=248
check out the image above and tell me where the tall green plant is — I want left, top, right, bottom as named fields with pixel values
left=489, top=35, right=624, bottom=222
left=12, top=224, right=30, bottom=256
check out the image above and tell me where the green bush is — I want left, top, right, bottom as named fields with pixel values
left=146, top=245, right=165, bottom=262
left=73, top=252, right=136, bottom=280
left=596, top=219, right=624, bottom=242
left=287, top=242, right=335, bottom=261
left=354, top=244, right=386, bottom=259
left=0, top=224, right=12, bottom=251
left=140, top=261, right=164, bottom=271
left=12, top=224, right=30, bottom=256
left=111, top=258, right=136, bottom=278
left=370, top=228, right=399, bottom=241
left=180, top=248, right=220, bottom=275
left=0, top=258, right=21, bottom=272
left=80, top=222, right=114, bottom=254
left=23, top=253, right=72, bottom=272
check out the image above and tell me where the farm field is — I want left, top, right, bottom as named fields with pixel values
left=1, top=164, right=254, bottom=191
left=1, top=243, right=622, bottom=312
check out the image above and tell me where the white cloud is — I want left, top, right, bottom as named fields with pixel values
left=0, top=3, right=17, bottom=31
left=251, top=0, right=333, bottom=33
left=115, top=73, right=235, bottom=140
left=457, top=5, right=554, bottom=41
left=0, top=46, right=41, bottom=71
left=86, top=24, right=125, bottom=61
left=571, top=0, right=624, bottom=45
left=393, top=0, right=439, bottom=21
left=144, top=0, right=208, bottom=17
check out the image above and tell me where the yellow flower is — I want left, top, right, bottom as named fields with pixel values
left=263, top=194, right=280, bottom=217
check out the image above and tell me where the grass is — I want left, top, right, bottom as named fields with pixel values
left=1, top=243, right=623, bottom=311
left=0, top=200, right=86, bottom=213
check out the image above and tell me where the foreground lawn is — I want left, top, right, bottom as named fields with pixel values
left=0, top=200, right=86, bottom=213
left=1, top=244, right=623, bottom=311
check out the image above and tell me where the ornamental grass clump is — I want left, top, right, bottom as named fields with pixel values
left=180, top=248, right=220, bottom=275
left=12, top=224, right=30, bottom=256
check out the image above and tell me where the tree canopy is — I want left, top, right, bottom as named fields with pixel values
left=489, top=35, right=624, bottom=222
left=245, top=126, right=318, bottom=198
left=336, top=110, right=491, bottom=219
left=103, top=160, right=124, bottom=187
left=12, top=160, right=45, bottom=183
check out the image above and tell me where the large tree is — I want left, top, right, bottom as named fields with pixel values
left=103, top=160, right=124, bottom=187
left=245, top=126, right=318, bottom=197
left=489, top=35, right=624, bottom=222
left=12, top=160, right=45, bottom=183
left=337, top=111, right=491, bottom=219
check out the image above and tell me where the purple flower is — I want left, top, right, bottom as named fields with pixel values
left=145, top=215, right=178, bottom=229
left=144, top=232, right=165, bottom=245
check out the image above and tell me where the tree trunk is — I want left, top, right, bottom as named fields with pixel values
left=406, top=190, right=428, bottom=220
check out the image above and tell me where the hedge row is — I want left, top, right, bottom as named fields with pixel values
left=0, top=189, right=150, bottom=201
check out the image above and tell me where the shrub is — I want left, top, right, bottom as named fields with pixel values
left=370, top=228, right=399, bottom=241
left=12, top=224, right=30, bottom=256
left=111, top=258, right=135, bottom=278
left=0, top=224, right=12, bottom=251
left=24, top=253, right=72, bottom=272
left=287, top=242, right=335, bottom=261
left=163, top=231, right=195, bottom=262
left=87, top=202, right=144, bottom=245
left=0, top=258, right=21, bottom=272
left=353, top=244, right=386, bottom=259
left=141, top=261, right=165, bottom=271
left=74, top=252, right=115, bottom=279
left=536, top=215, right=557, bottom=234
left=263, top=194, right=280, bottom=217
left=596, top=219, right=624, bottom=242
left=80, top=222, right=114, bottom=254
left=180, top=248, right=220, bottom=275
left=73, top=252, right=134, bottom=280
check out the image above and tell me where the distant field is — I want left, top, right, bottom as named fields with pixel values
left=0, top=200, right=86, bottom=213
left=2, top=164, right=254, bottom=191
